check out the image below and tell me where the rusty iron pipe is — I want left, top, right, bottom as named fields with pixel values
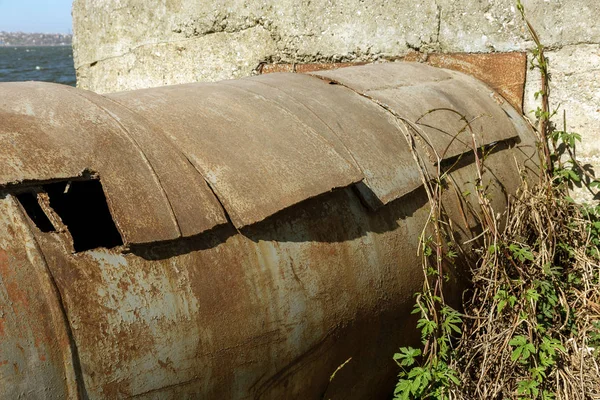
left=0, top=63, right=538, bottom=399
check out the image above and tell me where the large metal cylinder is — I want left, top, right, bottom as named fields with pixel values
left=0, top=63, right=537, bottom=399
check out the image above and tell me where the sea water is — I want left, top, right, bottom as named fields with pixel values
left=0, top=46, right=76, bottom=86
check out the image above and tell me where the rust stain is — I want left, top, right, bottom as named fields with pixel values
left=0, top=197, right=80, bottom=398
left=261, top=52, right=527, bottom=112
left=0, top=248, right=9, bottom=276
left=5, top=282, right=30, bottom=308
left=424, top=52, right=527, bottom=112
left=261, top=61, right=369, bottom=74
left=15, top=343, right=24, bottom=354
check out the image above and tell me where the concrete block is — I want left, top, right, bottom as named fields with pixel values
left=438, top=0, right=600, bottom=52
left=524, top=45, right=600, bottom=156
left=72, top=0, right=600, bottom=93
left=72, top=0, right=441, bottom=92
left=76, top=26, right=278, bottom=93
left=524, top=44, right=600, bottom=201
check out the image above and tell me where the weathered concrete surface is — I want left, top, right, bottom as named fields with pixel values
left=72, top=0, right=441, bottom=92
left=524, top=45, right=600, bottom=159
left=72, top=0, right=600, bottom=93
left=438, top=0, right=600, bottom=52
left=75, top=25, right=279, bottom=94
left=523, top=44, right=600, bottom=201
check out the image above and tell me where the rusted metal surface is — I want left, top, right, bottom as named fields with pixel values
left=425, top=52, right=527, bottom=112
left=35, top=188, right=428, bottom=399
left=260, top=61, right=369, bottom=75
left=0, top=63, right=538, bottom=399
left=0, top=195, right=80, bottom=399
left=223, top=73, right=434, bottom=209
left=73, top=90, right=228, bottom=238
left=398, top=52, right=527, bottom=112
left=311, top=63, right=520, bottom=161
left=110, top=82, right=363, bottom=228
left=0, top=82, right=226, bottom=244
left=262, top=52, right=527, bottom=113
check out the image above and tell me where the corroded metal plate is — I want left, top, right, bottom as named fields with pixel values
left=231, top=73, right=434, bottom=208
left=111, top=83, right=363, bottom=228
left=0, top=82, right=227, bottom=244
left=311, top=63, right=519, bottom=161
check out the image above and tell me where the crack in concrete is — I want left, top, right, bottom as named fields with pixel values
left=403, top=1, right=442, bottom=54
left=76, top=23, right=271, bottom=70
left=435, top=1, right=442, bottom=44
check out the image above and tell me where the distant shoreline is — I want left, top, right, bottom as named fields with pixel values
left=0, top=32, right=72, bottom=47
left=0, top=44, right=72, bottom=47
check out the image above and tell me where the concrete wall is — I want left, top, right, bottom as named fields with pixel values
left=72, top=0, right=600, bottom=198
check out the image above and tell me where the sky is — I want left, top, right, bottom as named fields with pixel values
left=0, top=0, right=73, bottom=34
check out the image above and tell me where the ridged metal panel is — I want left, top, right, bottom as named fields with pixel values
left=224, top=73, right=435, bottom=210
left=73, top=90, right=228, bottom=238
left=110, top=82, right=364, bottom=228
left=311, top=63, right=520, bottom=161
left=0, top=83, right=226, bottom=244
